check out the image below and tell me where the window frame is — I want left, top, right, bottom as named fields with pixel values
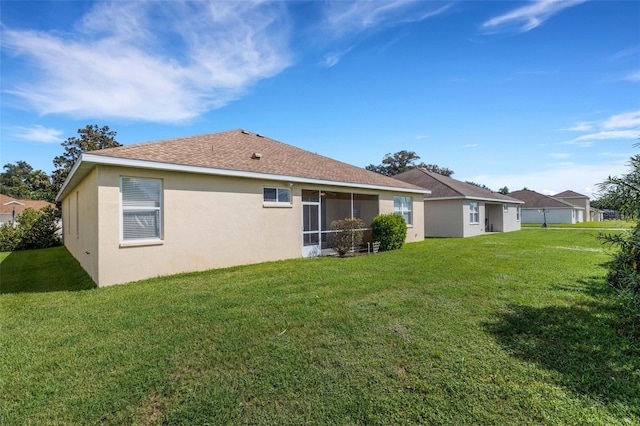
left=120, top=176, right=163, bottom=243
left=263, top=187, right=291, bottom=206
left=394, top=196, right=413, bottom=226
left=469, top=202, right=479, bottom=224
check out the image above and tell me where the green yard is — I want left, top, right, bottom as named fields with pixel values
left=1, top=230, right=638, bottom=425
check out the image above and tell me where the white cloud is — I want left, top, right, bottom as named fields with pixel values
left=323, top=1, right=452, bottom=38
left=623, top=70, right=640, bottom=82
left=467, top=160, right=628, bottom=199
left=568, top=130, right=639, bottom=143
left=1, top=1, right=292, bottom=123
left=609, top=46, right=640, bottom=62
left=562, top=110, right=640, bottom=145
left=321, top=46, right=355, bottom=68
left=464, top=143, right=478, bottom=148
left=318, top=1, right=451, bottom=65
left=549, top=153, right=571, bottom=159
left=9, top=125, right=63, bottom=144
left=561, top=121, right=594, bottom=132
left=482, top=0, right=586, bottom=34
left=415, top=135, right=430, bottom=140
left=603, top=110, right=640, bottom=129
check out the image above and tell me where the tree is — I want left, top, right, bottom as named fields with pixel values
left=0, top=161, right=54, bottom=201
left=52, top=125, right=121, bottom=194
left=366, top=150, right=453, bottom=177
left=466, top=181, right=492, bottom=191
left=596, top=149, right=640, bottom=218
left=498, top=186, right=509, bottom=195
left=597, top=143, right=640, bottom=316
left=0, top=206, right=62, bottom=251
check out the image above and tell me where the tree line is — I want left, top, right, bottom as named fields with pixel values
left=1, top=125, right=121, bottom=203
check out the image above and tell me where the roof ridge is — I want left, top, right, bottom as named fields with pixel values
left=418, top=168, right=465, bottom=196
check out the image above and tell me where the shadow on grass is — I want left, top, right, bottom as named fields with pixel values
left=486, top=277, right=639, bottom=413
left=0, top=246, right=96, bottom=294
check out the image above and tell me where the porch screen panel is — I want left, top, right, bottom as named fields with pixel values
left=121, top=177, right=162, bottom=241
left=303, top=203, right=320, bottom=246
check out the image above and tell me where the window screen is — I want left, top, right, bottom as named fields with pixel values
left=121, top=177, right=162, bottom=241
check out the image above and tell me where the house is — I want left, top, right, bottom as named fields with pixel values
left=509, top=189, right=584, bottom=224
left=56, top=129, right=428, bottom=287
left=0, top=194, right=55, bottom=226
left=393, top=168, right=523, bottom=238
left=552, top=190, right=594, bottom=222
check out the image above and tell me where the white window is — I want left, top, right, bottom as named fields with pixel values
left=517, top=207, right=521, bottom=221
left=503, top=204, right=508, bottom=213
left=470, top=202, right=479, bottom=224
left=263, top=187, right=291, bottom=204
left=120, top=177, right=162, bottom=241
left=394, top=196, right=412, bottom=225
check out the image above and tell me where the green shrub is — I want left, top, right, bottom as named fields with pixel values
left=600, top=223, right=640, bottom=322
left=328, top=218, right=365, bottom=257
left=0, top=207, right=62, bottom=252
left=371, top=213, right=407, bottom=251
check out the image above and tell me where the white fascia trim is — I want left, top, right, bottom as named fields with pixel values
left=523, top=206, right=583, bottom=210
left=55, top=156, right=85, bottom=202
left=76, top=154, right=431, bottom=195
left=425, top=195, right=524, bottom=204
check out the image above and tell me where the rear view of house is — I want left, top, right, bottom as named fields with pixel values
left=56, top=130, right=427, bottom=286
left=509, top=189, right=584, bottom=224
left=552, top=190, right=595, bottom=222
left=394, top=168, right=523, bottom=238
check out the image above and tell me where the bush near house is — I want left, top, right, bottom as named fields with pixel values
left=0, top=207, right=61, bottom=252
left=328, top=218, right=365, bottom=257
left=371, top=213, right=407, bottom=251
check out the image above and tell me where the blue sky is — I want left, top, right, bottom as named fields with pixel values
left=1, top=0, right=638, bottom=197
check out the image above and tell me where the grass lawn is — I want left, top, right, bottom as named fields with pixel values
left=0, top=246, right=96, bottom=294
left=1, top=231, right=638, bottom=425
left=522, top=220, right=633, bottom=229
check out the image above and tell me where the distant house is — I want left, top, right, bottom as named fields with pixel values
left=509, top=189, right=584, bottom=224
left=394, top=168, right=523, bottom=238
left=552, top=190, right=593, bottom=222
left=56, top=129, right=428, bottom=287
left=0, top=194, right=55, bottom=226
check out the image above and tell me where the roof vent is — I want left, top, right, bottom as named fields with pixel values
left=241, top=130, right=250, bottom=134
left=251, top=152, right=262, bottom=160
left=256, top=133, right=264, bottom=138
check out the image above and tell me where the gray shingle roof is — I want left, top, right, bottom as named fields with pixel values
left=553, top=190, right=588, bottom=199
left=80, top=129, right=424, bottom=191
left=394, top=168, right=522, bottom=203
left=509, top=189, right=577, bottom=208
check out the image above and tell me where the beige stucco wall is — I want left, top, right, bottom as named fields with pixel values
left=62, top=165, right=425, bottom=286
left=424, top=199, right=464, bottom=237
left=522, top=208, right=576, bottom=224
left=425, top=199, right=521, bottom=238
left=502, top=204, right=522, bottom=232
left=555, top=196, right=590, bottom=221
left=61, top=167, right=100, bottom=284
left=461, top=200, right=484, bottom=237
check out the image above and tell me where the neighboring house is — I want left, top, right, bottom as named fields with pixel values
left=552, top=190, right=592, bottom=222
left=509, top=189, right=584, bottom=224
left=0, top=194, right=55, bottom=226
left=393, top=168, right=523, bottom=238
left=56, top=129, right=428, bottom=287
